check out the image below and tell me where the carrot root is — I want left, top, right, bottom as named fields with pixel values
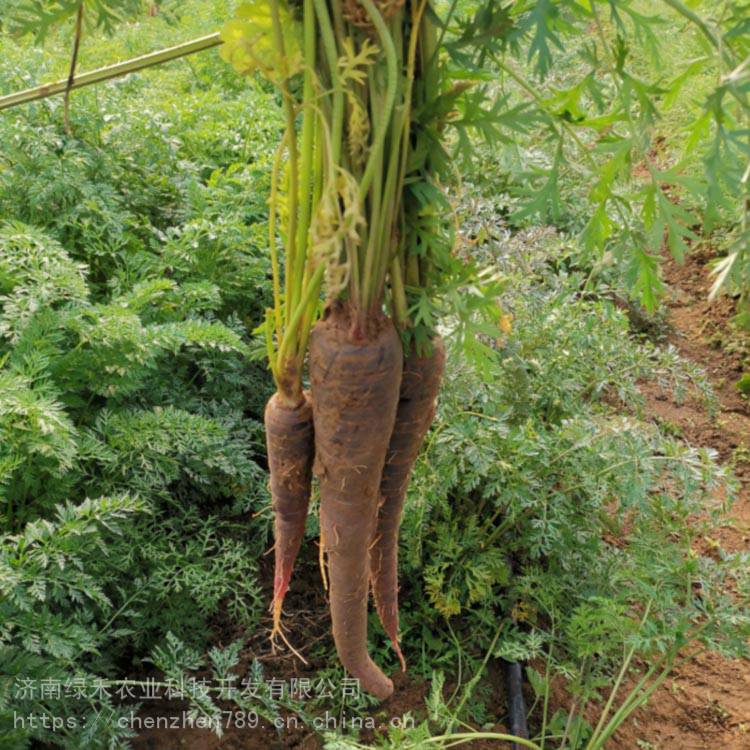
left=371, top=337, right=446, bottom=669
left=265, top=391, right=315, bottom=648
left=310, top=302, right=403, bottom=701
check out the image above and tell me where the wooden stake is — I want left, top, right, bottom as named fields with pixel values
left=0, top=33, right=222, bottom=113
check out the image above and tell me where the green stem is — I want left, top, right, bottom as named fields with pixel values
left=265, top=309, right=279, bottom=380
left=291, top=0, right=318, bottom=315
left=269, top=0, right=300, bottom=330
left=372, top=18, right=406, bottom=306
left=357, top=0, right=399, bottom=201
left=269, top=132, right=287, bottom=346
left=587, top=600, right=653, bottom=744
left=394, top=0, right=428, bottom=201
left=390, top=254, right=408, bottom=327
left=372, top=112, right=403, bottom=307
left=360, top=69, right=386, bottom=311
left=313, top=0, right=344, bottom=166
left=539, top=621, right=555, bottom=750
left=588, top=654, right=674, bottom=750
left=277, top=264, right=325, bottom=365
left=422, top=733, right=542, bottom=750
left=447, top=625, right=504, bottom=733
left=295, top=265, right=325, bottom=373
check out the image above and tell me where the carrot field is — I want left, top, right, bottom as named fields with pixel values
left=1, top=1, right=750, bottom=748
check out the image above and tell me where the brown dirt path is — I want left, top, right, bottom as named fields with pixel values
left=617, top=248, right=750, bottom=750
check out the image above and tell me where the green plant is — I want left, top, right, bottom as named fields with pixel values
left=0, top=495, right=147, bottom=748
left=3, top=0, right=750, bottom=744
left=0, top=34, right=277, bottom=744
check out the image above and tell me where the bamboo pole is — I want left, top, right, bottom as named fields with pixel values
left=0, top=32, right=222, bottom=112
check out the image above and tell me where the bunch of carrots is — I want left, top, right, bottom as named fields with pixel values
left=221, top=0, right=449, bottom=699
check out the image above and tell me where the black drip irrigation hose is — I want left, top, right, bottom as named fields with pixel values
left=500, top=555, right=529, bottom=749
left=501, top=658, right=529, bottom=749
